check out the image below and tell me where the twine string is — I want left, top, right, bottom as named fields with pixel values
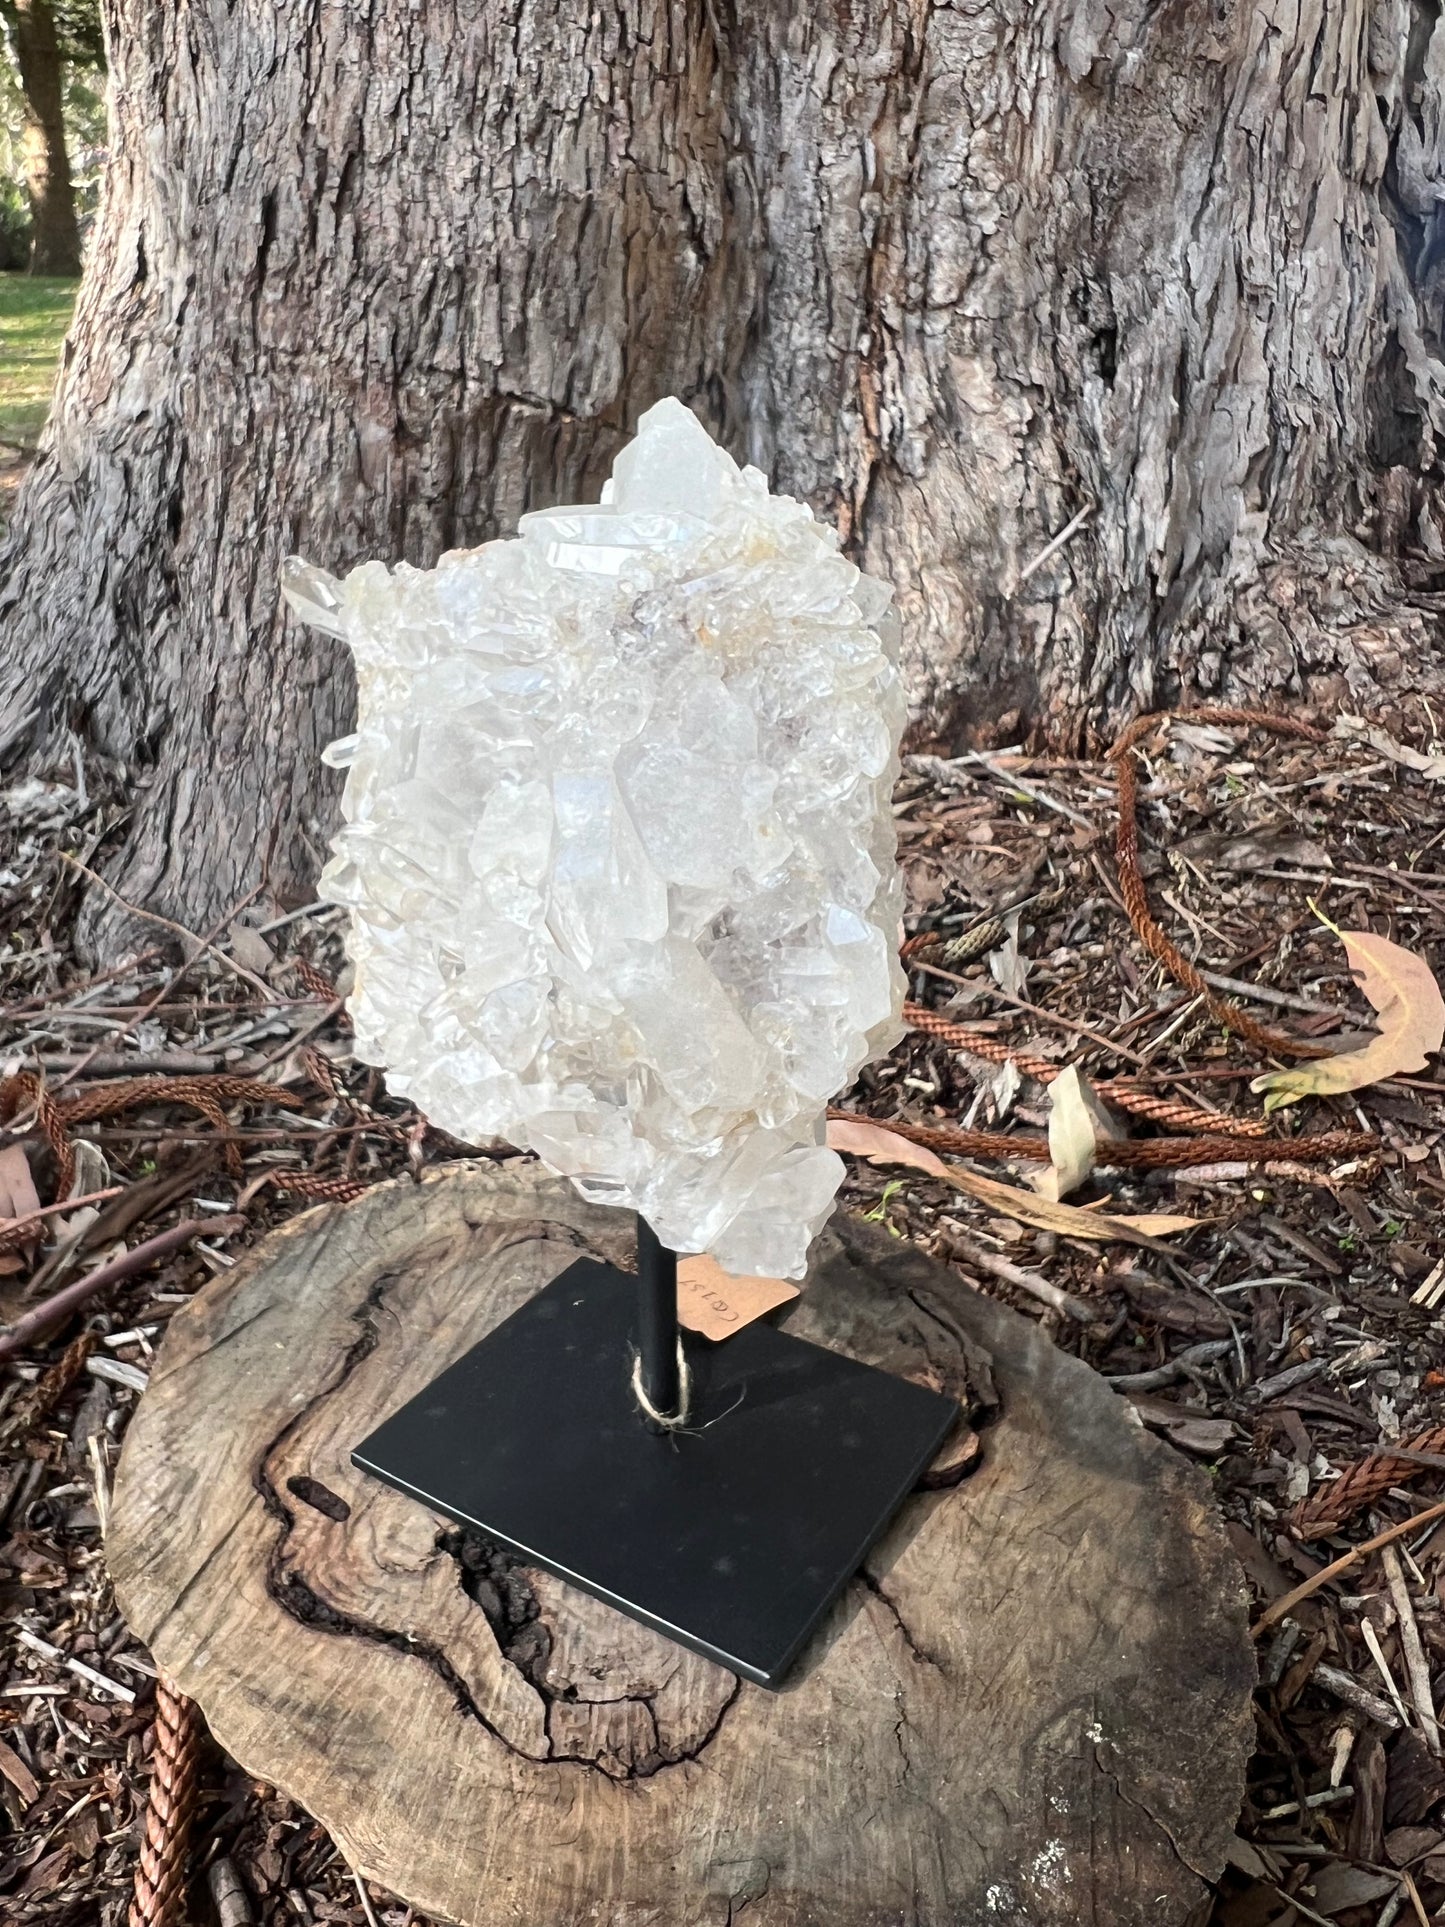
left=629, top=1339, right=693, bottom=1430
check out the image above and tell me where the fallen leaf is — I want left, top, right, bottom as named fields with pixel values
left=828, top=1119, right=1195, bottom=1248
left=826, top=1118, right=951, bottom=1180
left=1252, top=929, right=1445, bottom=1111
left=1169, top=722, right=1241, bottom=757
left=988, top=920, right=1029, bottom=998
left=1335, top=713, right=1445, bottom=780
left=1304, top=1861, right=1399, bottom=1915
left=1384, top=1827, right=1442, bottom=1868
left=1223, top=1834, right=1279, bottom=1882
left=18, top=1848, right=72, bottom=1899
left=228, top=923, right=276, bottom=976
left=1111, top=1211, right=1205, bottom=1235
left=0, top=1143, right=40, bottom=1226
left=0, top=1733, right=39, bottom=1806
left=942, top=1167, right=1187, bottom=1252
left=1032, top=1064, right=1116, bottom=1200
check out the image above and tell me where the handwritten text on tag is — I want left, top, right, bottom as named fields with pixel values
left=676, top=1255, right=800, bottom=1341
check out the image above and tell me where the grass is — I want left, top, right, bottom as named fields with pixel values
left=0, top=273, right=78, bottom=448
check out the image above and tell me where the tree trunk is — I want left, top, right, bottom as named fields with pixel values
left=6, top=0, right=82, bottom=277
left=2, top=0, right=1444, bottom=948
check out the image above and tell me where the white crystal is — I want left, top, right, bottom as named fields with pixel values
left=281, top=398, right=906, bottom=1278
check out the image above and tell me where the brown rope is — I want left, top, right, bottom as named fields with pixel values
left=0, top=1332, right=96, bottom=1445
left=292, top=956, right=339, bottom=1002
left=902, top=706, right=1388, bottom=1167
left=265, top=1168, right=375, bottom=1203
left=902, top=1002, right=1271, bottom=1139
left=1291, top=1423, right=1445, bottom=1538
left=129, top=1675, right=205, bottom=1927
left=829, top=1107, right=1376, bottom=1172
left=1108, top=706, right=1329, bottom=1060
left=0, top=1069, right=337, bottom=1205
left=0, top=1070, right=76, bottom=1197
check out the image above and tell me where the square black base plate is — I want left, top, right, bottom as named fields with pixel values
left=352, top=1258, right=959, bottom=1687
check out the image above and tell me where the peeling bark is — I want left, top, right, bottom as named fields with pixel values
left=2, top=0, right=1444, bottom=946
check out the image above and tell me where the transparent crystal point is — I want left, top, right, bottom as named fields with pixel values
left=282, top=398, right=906, bottom=1278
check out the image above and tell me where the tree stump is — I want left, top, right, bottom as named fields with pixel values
left=109, top=1165, right=1254, bottom=1927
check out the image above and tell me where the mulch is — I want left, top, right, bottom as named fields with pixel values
left=6, top=702, right=1445, bottom=1924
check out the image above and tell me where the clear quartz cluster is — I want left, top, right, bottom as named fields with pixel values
left=281, top=399, right=906, bottom=1278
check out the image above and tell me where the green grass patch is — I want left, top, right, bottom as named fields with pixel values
left=0, top=274, right=78, bottom=448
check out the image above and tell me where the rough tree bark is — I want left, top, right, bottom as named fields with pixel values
left=4, top=0, right=82, bottom=276
left=2, top=0, right=1444, bottom=945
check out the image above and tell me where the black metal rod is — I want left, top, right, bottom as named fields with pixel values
left=636, top=1215, right=680, bottom=1422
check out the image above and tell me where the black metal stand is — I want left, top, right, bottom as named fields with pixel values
left=635, top=1216, right=682, bottom=1422
left=353, top=1217, right=958, bottom=1686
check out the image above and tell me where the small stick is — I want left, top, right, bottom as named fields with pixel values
left=977, top=757, right=1098, bottom=832
left=352, top=1871, right=382, bottom=1927
left=257, top=899, right=337, bottom=935
left=0, top=944, right=171, bottom=1019
left=916, top=965, right=1152, bottom=1068
left=1252, top=1498, right=1445, bottom=1637
left=1402, top=1868, right=1431, bottom=1927
left=88, top=1433, right=111, bottom=1540
left=53, top=868, right=269, bottom=1088
left=0, top=1216, right=244, bottom=1362
left=208, top=1858, right=255, bottom=1927
left=1011, top=502, right=1094, bottom=592
left=27, top=1052, right=226, bottom=1076
left=1383, top=1545, right=1440, bottom=1754
left=942, top=1226, right=1100, bottom=1324
left=1361, top=1618, right=1412, bottom=1727
left=14, top=1628, right=137, bottom=1703
left=1258, top=1787, right=1355, bottom=1820
left=0, top=1186, right=125, bottom=1235
left=249, top=999, right=345, bottom=1073
left=59, top=857, right=271, bottom=995
left=1373, top=1445, right=1445, bottom=1475
left=1269, top=1885, right=1344, bottom=1927
left=1196, top=970, right=1341, bottom=1018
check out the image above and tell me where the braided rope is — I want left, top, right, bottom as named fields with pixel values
left=0, top=1332, right=96, bottom=1444
left=829, top=1108, right=1375, bottom=1172
left=302, top=1044, right=402, bottom=1136
left=1291, top=1422, right=1445, bottom=1538
left=0, top=1066, right=387, bottom=1218
left=900, top=917, right=1007, bottom=966
left=128, top=1676, right=204, bottom=1927
left=292, top=956, right=340, bottom=1002
left=1108, top=706, right=1329, bottom=1061
left=902, top=1002, right=1271, bottom=1139
left=267, top=1168, right=374, bottom=1203
left=902, top=706, right=1391, bottom=1165
left=0, top=1070, right=76, bottom=1196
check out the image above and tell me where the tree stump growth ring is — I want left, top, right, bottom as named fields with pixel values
left=109, top=1165, right=1254, bottom=1926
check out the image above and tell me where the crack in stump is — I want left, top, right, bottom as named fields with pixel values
left=858, top=1566, right=945, bottom=1673
left=251, top=1234, right=740, bottom=1781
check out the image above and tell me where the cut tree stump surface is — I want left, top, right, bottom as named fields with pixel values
left=109, top=1165, right=1254, bottom=1927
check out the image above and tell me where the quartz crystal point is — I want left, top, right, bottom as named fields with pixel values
left=281, top=398, right=906, bottom=1278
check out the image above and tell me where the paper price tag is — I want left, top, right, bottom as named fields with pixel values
left=677, top=1256, right=800, bottom=1342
